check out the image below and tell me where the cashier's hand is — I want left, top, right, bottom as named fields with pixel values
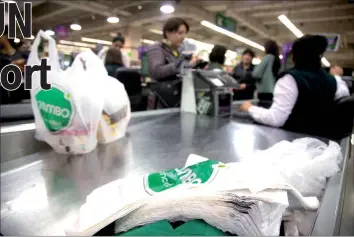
left=240, top=101, right=253, bottom=112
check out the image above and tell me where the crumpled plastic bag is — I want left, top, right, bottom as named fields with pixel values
left=248, top=138, right=343, bottom=197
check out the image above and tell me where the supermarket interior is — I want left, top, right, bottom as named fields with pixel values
left=1, top=0, right=354, bottom=236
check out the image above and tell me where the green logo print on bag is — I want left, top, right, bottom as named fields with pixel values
left=35, top=86, right=74, bottom=132
left=144, top=160, right=222, bottom=195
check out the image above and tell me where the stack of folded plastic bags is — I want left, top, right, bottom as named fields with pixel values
left=66, top=138, right=342, bottom=236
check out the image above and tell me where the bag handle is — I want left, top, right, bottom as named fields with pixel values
left=27, top=30, right=60, bottom=71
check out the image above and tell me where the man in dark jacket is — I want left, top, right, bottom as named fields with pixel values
left=232, top=49, right=256, bottom=100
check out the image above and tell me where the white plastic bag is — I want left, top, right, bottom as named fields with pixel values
left=97, top=75, right=131, bottom=144
left=71, top=51, right=131, bottom=144
left=249, top=138, right=343, bottom=196
left=28, top=32, right=104, bottom=154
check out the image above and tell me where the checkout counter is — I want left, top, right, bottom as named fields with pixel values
left=0, top=68, right=353, bottom=236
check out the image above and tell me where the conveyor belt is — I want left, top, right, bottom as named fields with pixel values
left=0, top=109, right=352, bottom=236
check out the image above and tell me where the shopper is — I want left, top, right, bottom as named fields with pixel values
left=240, top=35, right=350, bottom=138
left=329, top=65, right=344, bottom=77
left=232, top=49, right=256, bottom=100
left=147, top=17, right=190, bottom=80
left=147, top=17, right=191, bottom=108
left=104, top=47, right=125, bottom=77
left=252, top=40, right=281, bottom=103
left=207, top=45, right=227, bottom=70
left=98, top=33, right=130, bottom=67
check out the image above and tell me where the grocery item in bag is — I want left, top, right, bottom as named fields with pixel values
left=68, top=50, right=131, bottom=144
left=27, top=31, right=104, bottom=154
left=97, top=75, right=131, bottom=144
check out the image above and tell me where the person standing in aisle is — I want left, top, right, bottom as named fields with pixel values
left=98, top=33, right=130, bottom=67
left=207, top=45, right=227, bottom=70
left=252, top=40, right=281, bottom=104
left=104, top=48, right=125, bottom=77
left=240, top=35, right=350, bottom=139
left=147, top=17, right=192, bottom=108
left=232, top=49, right=256, bottom=100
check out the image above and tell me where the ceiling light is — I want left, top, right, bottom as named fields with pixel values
left=138, top=5, right=142, bottom=10
left=160, top=4, right=175, bottom=14
left=149, top=29, right=163, bottom=35
left=321, top=57, right=330, bottom=67
left=81, top=37, right=112, bottom=46
left=44, top=30, right=55, bottom=36
left=14, top=38, right=20, bottom=43
left=278, top=14, right=330, bottom=67
left=279, top=55, right=283, bottom=59
left=201, top=20, right=265, bottom=51
left=107, top=17, right=119, bottom=24
left=140, top=39, right=155, bottom=44
left=2, top=0, right=16, bottom=3
left=70, top=23, right=82, bottom=31
left=278, top=15, right=303, bottom=38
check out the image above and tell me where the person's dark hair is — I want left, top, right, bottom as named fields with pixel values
left=291, top=35, right=328, bottom=70
left=242, top=48, right=255, bottom=58
left=105, top=47, right=124, bottom=66
left=112, top=32, right=125, bottom=44
left=264, top=40, right=280, bottom=77
left=163, top=17, right=189, bottom=39
left=209, top=45, right=227, bottom=65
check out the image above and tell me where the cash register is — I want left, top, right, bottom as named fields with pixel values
left=181, top=69, right=240, bottom=117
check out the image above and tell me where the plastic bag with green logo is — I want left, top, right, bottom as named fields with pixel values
left=28, top=32, right=105, bottom=154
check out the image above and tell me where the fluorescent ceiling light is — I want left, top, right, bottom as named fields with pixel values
left=107, top=17, right=119, bottom=24
left=70, top=23, right=82, bottom=31
left=44, top=30, right=55, bottom=36
left=59, top=40, right=95, bottom=48
left=278, top=15, right=303, bottom=38
left=2, top=0, right=16, bottom=3
left=81, top=37, right=111, bottom=45
left=321, top=57, right=330, bottom=67
left=160, top=4, right=175, bottom=14
left=149, top=29, right=163, bottom=35
left=278, top=14, right=330, bottom=67
left=140, top=39, right=155, bottom=44
left=201, top=20, right=265, bottom=51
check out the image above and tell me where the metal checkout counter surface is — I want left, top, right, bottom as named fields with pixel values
left=1, top=109, right=352, bottom=236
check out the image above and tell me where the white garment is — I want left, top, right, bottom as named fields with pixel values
left=248, top=74, right=350, bottom=127
left=98, top=48, right=130, bottom=68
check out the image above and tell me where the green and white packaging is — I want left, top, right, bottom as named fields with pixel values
left=66, top=154, right=297, bottom=236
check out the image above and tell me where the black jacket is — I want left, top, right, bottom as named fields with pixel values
left=232, top=63, right=256, bottom=100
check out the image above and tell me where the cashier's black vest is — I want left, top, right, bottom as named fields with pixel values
left=280, top=68, right=337, bottom=138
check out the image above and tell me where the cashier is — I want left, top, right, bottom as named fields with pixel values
left=240, top=35, right=350, bottom=136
